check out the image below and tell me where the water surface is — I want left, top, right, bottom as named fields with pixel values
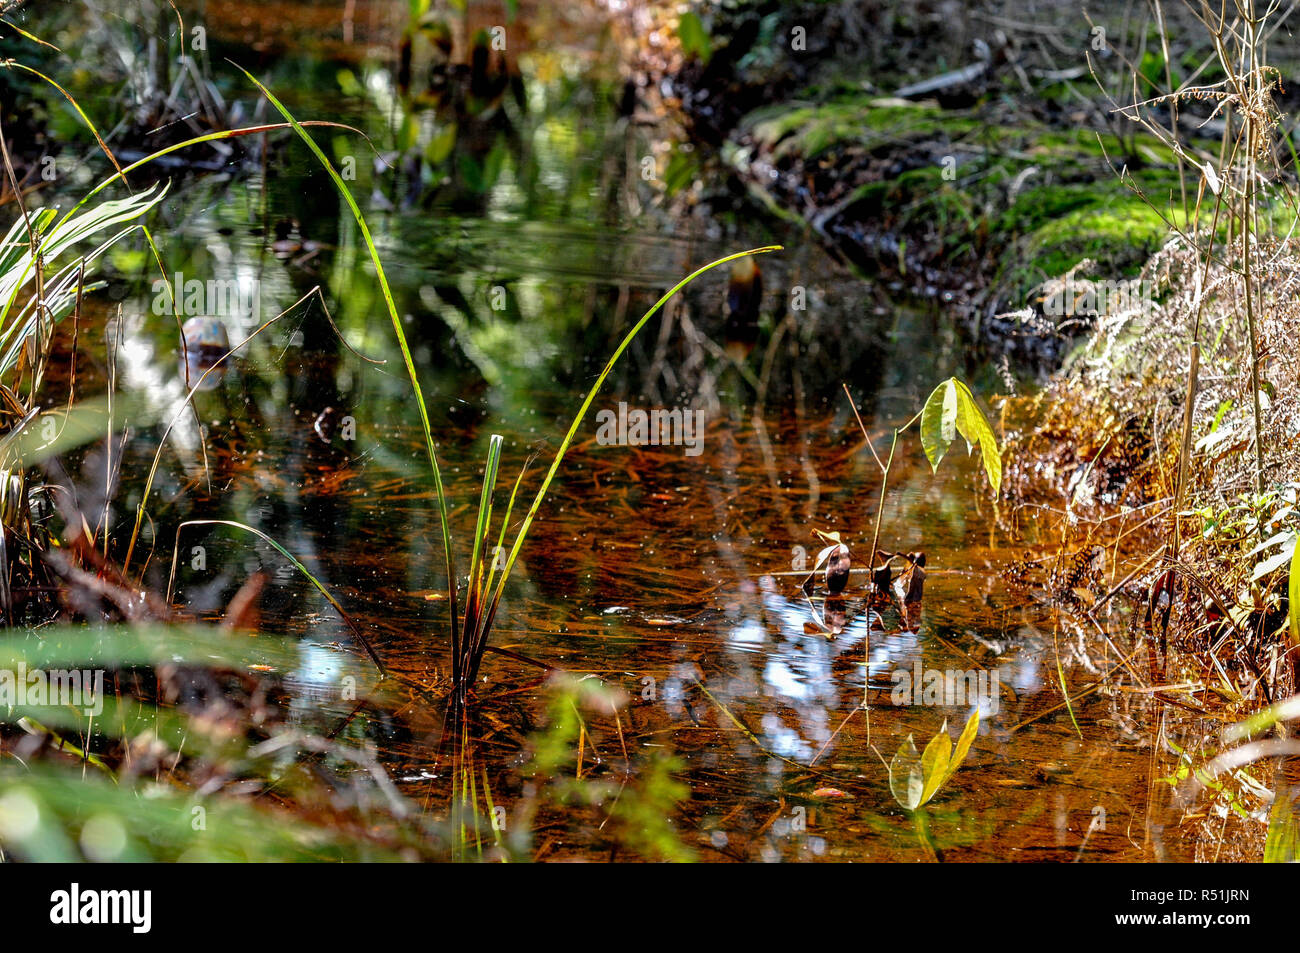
left=33, top=0, right=1182, bottom=861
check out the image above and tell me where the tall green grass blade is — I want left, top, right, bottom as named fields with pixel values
left=0, top=19, right=61, bottom=51
left=0, top=764, right=409, bottom=862
left=6, top=63, right=127, bottom=181
left=476, top=246, right=781, bottom=660
left=477, top=457, right=531, bottom=646
left=468, top=435, right=503, bottom=592
left=165, top=518, right=385, bottom=674
left=1056, top=654, right=1082, bottom=738
left=0, top=622, right=302, bottom=672
left=15, top=717, right=114, bottom=777
left=61, top=122, right=374, bottom=229
left=237, top=67, right=462, bottom=665
left=461, top=434, right=503, bottom=690
left=481, top=766, right=505, bottom=858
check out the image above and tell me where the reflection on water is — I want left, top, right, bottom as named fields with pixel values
left=26, top=1, right=1184, bottom=860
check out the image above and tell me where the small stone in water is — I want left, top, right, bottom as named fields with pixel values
left=181, top=316, right=231, bottom=391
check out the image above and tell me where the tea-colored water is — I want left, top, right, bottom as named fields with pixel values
left=30, top=0, right=1185, bottom=861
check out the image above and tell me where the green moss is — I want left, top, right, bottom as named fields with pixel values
left=1030, top=129, right=1117, bottom=158
left=735, top=88, right=1198, bottom=308
left=1001, top=192, right=1178, bottom=296
left=745, top=96, right=973, bottom=160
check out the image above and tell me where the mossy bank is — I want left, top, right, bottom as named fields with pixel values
left=635, top=0, right=1300, bottom=365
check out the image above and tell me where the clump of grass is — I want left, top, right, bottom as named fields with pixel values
left=0, top=115, right=172, bottom=624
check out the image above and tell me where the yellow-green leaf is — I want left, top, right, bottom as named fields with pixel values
left=919, top=378, right=1001, bottom=496
left=920, top=379, right=959, bottom=471
left=888, top=734, right=924, bottom=811
left=953, top=380, right=1002, bottom=496
left=943, top=708, right=980, bottom=786
left=919, top=723, right=952, bottom=805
